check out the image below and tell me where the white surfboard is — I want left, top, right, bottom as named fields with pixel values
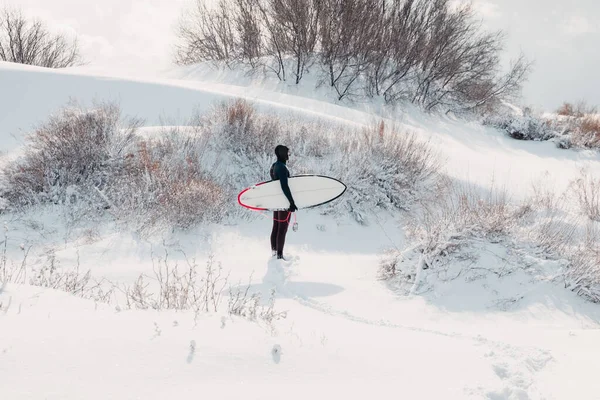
left=237, top=175, right=347, bottom=211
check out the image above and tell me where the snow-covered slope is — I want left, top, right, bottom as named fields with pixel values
left=2, top=61, right=600, bottom=400
left=2, top=61, right=599, bottom=199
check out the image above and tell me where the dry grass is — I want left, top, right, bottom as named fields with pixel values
left=571, top=169, right=600, bottom=222
left=1, top=236, right=113, bottom=304
left=572, top=116, right=600, bottom=149
left=399, top=179, right=526, bottom=272
left=565, top=223, right=600, bottom=302
left=119, top=250, right=286, bottom=324
left=554, top=101, right=600, bottom=149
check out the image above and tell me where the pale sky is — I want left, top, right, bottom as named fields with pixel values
left=3, top=0, right=600, bottom=112
left=467, top=0, right=600, bottom=111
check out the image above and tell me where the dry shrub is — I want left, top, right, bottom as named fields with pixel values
left=225, top=97, right=255, bottom=126
left=214, top=98, right=280, bottom=157
left=553, top=100, right=600, bottom=149
left=555, top=103, right=573, bottom=117
left=523, top=174, right=578, bottom=255
left=556, top=101, right=597, bottom=118
left=530, top=211, right=579, bottom=256
left=363, top=122, right=441, bottom=190
left=109, top=129, right=226, bottom=232
left=1, top=239, right=112, bottom=303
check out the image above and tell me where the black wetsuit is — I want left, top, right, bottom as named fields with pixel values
left=270, top=160, right=294, bottom=258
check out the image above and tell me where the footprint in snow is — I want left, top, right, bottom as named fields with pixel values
left=187, top=340, right=196, bottom=364
left=492, top=363, right=510, bottom=380
left=271, top=344, right=282, bottom=364
left=486, top=387, right=529, bottom=400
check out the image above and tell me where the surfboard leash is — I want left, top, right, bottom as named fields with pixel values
left=250, top=209, right=299, bottom=231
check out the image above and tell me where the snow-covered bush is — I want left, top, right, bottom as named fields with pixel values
left=2, top=101, right=139, bottom=209
left=379, top=180, right=530, bottom=283
left=410, top=181, right=525, bottom=253
left=485, top=100, right=600, bottom=150
left=331, top=122, right=441, bottom=222
left=483, top=105, right=557, bottom=141
left=381, top=171, right=600, bottom=304
left=1, top=102, right=226, bottom=233
left=2, top=98, right=441, bottom=228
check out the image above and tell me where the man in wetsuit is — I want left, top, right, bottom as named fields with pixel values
left=270, top=145, right=297, bottom=260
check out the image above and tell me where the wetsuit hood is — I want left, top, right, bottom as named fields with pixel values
left=275, top=145, right=289, bottom=163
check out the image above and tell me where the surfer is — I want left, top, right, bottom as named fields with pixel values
left=270, top=145, right=297, bottom=260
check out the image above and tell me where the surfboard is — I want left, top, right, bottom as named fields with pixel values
left=237, top=175, right=347, bottom=211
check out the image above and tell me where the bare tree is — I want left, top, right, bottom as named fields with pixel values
left=0, top=7, right=83, bottom=68
left=366, top=0, right=429, bottom=102
left=172, top=0, right=530, bottom=113
left=451, top=53, right=532, bottom=114
left=232, top=0, right=263, bottom=68
left=406, top=0, right=531, bottom=113
left=264, top=0, right=322, bottom=83
left=174, top=0, right=237, bottom=66
left=319, top=0, right=381, bottom=100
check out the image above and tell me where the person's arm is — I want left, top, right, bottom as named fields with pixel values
left=275, top=163, right=296, bottom=208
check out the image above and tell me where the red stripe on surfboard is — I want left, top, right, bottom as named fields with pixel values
left=237, top=183, right=268, bottom=211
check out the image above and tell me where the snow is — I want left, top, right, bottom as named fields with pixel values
left=2, top=38, right=600, bottom=400
left=2, top=209, right=600, bottom=399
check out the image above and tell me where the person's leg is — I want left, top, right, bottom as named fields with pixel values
left=270, top=211, right=278, bottom=254
left=276, top=211, right=290, bottom=258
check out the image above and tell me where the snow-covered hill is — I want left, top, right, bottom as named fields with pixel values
left=3, top=61, right=599, bottom=197
left=2, top=60, right=600, bottom=400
